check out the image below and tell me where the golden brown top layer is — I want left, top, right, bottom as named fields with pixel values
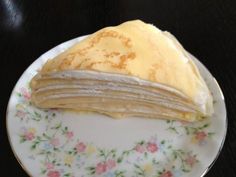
left=40, top=20, right=207, bottom=101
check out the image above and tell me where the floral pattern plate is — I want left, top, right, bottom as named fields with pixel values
left=7, top=35, right=227, bottom=177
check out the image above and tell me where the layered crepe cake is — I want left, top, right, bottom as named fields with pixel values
left=30, top=20, right=213, bottom=122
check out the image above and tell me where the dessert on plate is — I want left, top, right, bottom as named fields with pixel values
left=30, top=20, right=213, bottom=122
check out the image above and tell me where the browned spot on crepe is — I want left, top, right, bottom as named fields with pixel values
left=59, top=54, right=75, bottom=70
left=148, top=64, right=164, bottom=81
left=82, top=52, right=136, bottom=70
left=90, top=30, right=132, bottom=48
left=84, top=61, right=114, bottom=70
left=75, top=58, right=90, bottom=69
left=104, top=51, right=120, bottom=58
left=117, top=52, right=136, bottom=69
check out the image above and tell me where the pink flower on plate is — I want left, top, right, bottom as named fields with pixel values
left=75, top=142, right=86, bottom=153
left=66, top=131, right=74, bottom=139
left=24, top=132, right=34, bottom=140
left=147, top=143, right=158, bottom=153
left=50, top=138, right=60, bottom=147
left=106, top=159, right=116, bottom=170
left=21, top=87, right=31, bottom=100
left=185, top=154, right=197, bottom=167
left=23, top=128, right=36, bottom=141
left=24, top=129, right=35, bottom=141
left=160, top=171, right=173, bottom=177
left=47, top=170, right=60, bottom=177
left=16, top=110, right=27, bottom=119
left=45, top=162, right=54, bottom=170
left=95, top=162, right=107, bottom=175
left=135, top=144, right=145, bottom=153
left=195, top=131, right=207, bottom=141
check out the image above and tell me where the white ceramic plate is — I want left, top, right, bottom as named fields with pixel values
left=7, top=36, right=227, bottom=177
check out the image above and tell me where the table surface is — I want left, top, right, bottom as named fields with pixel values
left=1, top=0, right=236, bottom=176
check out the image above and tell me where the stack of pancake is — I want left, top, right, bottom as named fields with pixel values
left=30, top=20, right=213, bottom=122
